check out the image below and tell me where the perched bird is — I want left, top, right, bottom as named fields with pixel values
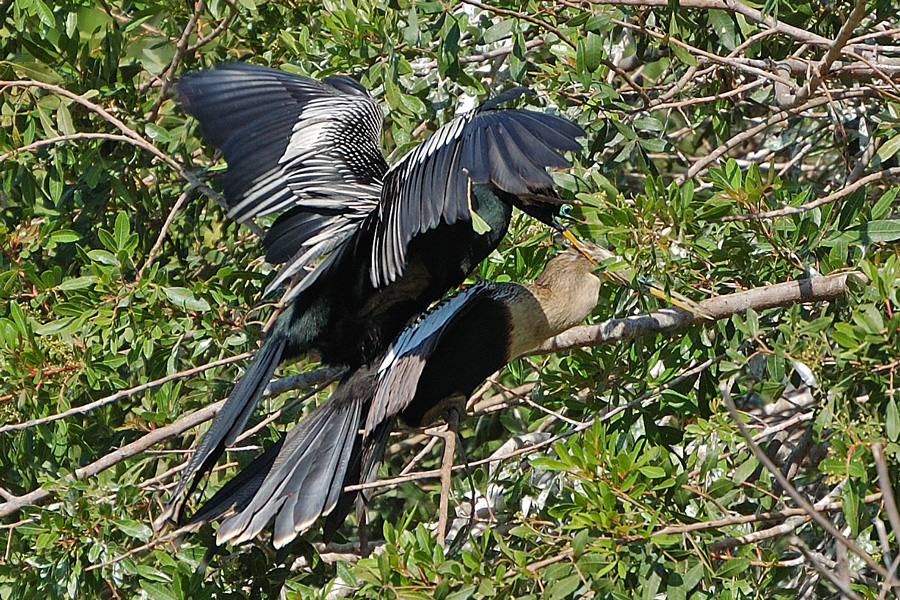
left=158, top=63, right=586, bottom=525
left=185, top=243, right=608, bottom=548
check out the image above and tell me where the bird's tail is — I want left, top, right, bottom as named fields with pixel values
left=155, top=306, right=293, bottom=529
left=204, top=377, right=369, bottom=548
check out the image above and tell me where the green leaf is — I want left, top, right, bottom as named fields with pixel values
left=50, top=230, right=81, bottom=243
left=548, top=574, right=581, bottom=600
left=584, top=32, right=604, bottom=73
left=639, top=465, right=666, bottom=478
left=848, top=220, right=900, bottom=244
left=682, top=561, right=705, bottom=592
left=87, top=249, right=121, bottom=267
left=484, top=19, right=514, bottom=44
left=888, top=398, right=899, bottom=442
left=872, top=189, right=898, bottom=220
left=114, top=519, right=152, bottom=540
left=875, top=133, right=900, bottom=165
left=572, top=528, right=589, bottom=559
left=843, top=485, right=860, bottom=537
left=670, top=43, right=698, bottom=67
left=31, top=0, right=55, bottom=26
left=471, top=210, right=492, bottom=235
left=114, top=211, right=130, bottom=249
left=56, top=104, right=75, bottom=135
left=34, top=318, right=72, bottom=336
left=732, top=456, right=758, bottom=483
left=164, top=287, right=211, bottom=312
left=9, top=301, right=27, bottom=335
left=717, top=557, right=751, bottom=579
left=144, top=122, right=170, bottom=143
left=139, top=582, right=177, bottom=600
left=509, top=30, right=527, bottom=81
left=5, top=59, right=65, bottom=84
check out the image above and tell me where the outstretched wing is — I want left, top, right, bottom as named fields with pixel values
left=178, top=63, right=388, bottom=291
left=370, top=98, right=584, bottom=287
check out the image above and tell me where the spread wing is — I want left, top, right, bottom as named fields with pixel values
left=370, top=100, right=584, bottom=287
left=178, top=63, right=388, bottom=292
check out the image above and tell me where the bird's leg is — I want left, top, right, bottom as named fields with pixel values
left=357, top=494, right=369, bottom=557
left=433, top=395, right=465, bottom=547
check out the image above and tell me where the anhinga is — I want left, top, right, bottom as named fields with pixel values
left=159, top=63, right=586, bottom=525
left=183, top=243, right=609, bottom=548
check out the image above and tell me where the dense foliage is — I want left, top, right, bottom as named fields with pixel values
left=2, top=0, right=899, bottom=598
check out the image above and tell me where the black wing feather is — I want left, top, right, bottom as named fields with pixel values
left=178, top=63, right=387, bottom=295
left=370, top=107, right=584, bottom=287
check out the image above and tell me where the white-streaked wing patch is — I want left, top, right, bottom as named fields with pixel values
left=370, top=112, right=474, bottom=287
left=366, top=282, right=488, bottom=433
left=179, top=64, right=388, bottom=296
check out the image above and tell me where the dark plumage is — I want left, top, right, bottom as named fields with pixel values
left=186, top=245, right=606, bottom=548
left=158, top=64, right=585, bottom=525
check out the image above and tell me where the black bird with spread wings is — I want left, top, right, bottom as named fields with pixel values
left=158, top=63, right=585, bottom=525
left=185, top=245, right=607, bottom=548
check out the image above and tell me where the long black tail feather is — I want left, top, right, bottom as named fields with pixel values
left=209, top=373, right=372, bottom=547
left=156, top=307, right=293, bottom=528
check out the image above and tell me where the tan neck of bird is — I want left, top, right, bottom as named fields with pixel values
left=505, top=250, right=601, bottom=358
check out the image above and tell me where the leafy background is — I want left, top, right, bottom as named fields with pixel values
left=1, top=0, right=900, bottom=598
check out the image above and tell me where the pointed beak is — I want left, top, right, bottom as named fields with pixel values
left=560, top=230, right=714, bottom=320
left=562, top=229, right=599, bottom=266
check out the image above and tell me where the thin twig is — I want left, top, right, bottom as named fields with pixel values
left=0, top=79, right=262, bottom=236
left=0, top=400, right=225, bottom=518
left=721, top=377, right=898, bottom=584
left=873, top=443, right=900, bottom=552
left=721, top=166, right=900, bottom=221
left=0, top=352, right=251, bottom=434
left=793, top=0, right=869, bottom=106
left=147, top=0, right=206, bottom=120
left=792, top=537, right=865, bottom=600
left=137, top=188, right=192, bottom=280
left=0, top=132, right=138, bottom=162
left=186, top=0, right=238, bottom=53
left=675, top=90, right=871, bottom=185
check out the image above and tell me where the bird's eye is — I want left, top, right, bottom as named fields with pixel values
left=560, top=204, right=573, bottom=218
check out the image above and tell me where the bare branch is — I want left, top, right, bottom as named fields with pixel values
left=675, top=89, right=872, bottom=185
left=0, top=352, right=251, bottom=434
left=793, top=0, right=870, bottom=106
left=0, top=401, right=222, bottom=518
left=186, top=0, right=238, bottom=53
left=583, top=0, right=833, bottom=48
left=0, top=132, right=139, bottom=162
left=147, top=0, right=207, bottom=120
left=873, top=443, right=900, bottom=552
left=537, top=271, right=864, bottom=354
left=721, top=377, right=898, bottom=584
left=722, top=166, right=900, bottom=221
left=0, top=79, right=262, bottom=236
left=137, top=188, right=193, bottom=281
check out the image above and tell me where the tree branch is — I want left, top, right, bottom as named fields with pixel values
left=721, top=377, right=898, bottom=584
left=0, top=366, right=339, bottom=517
left=0, top=352, right=251, bottom=434
left=537, top=271, right=864, bottom=354
left=792, top=0, right=869, bottom=106
left=722, top=166, right=900, bottom=221
left=0, top=79, right=262, bottom=236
